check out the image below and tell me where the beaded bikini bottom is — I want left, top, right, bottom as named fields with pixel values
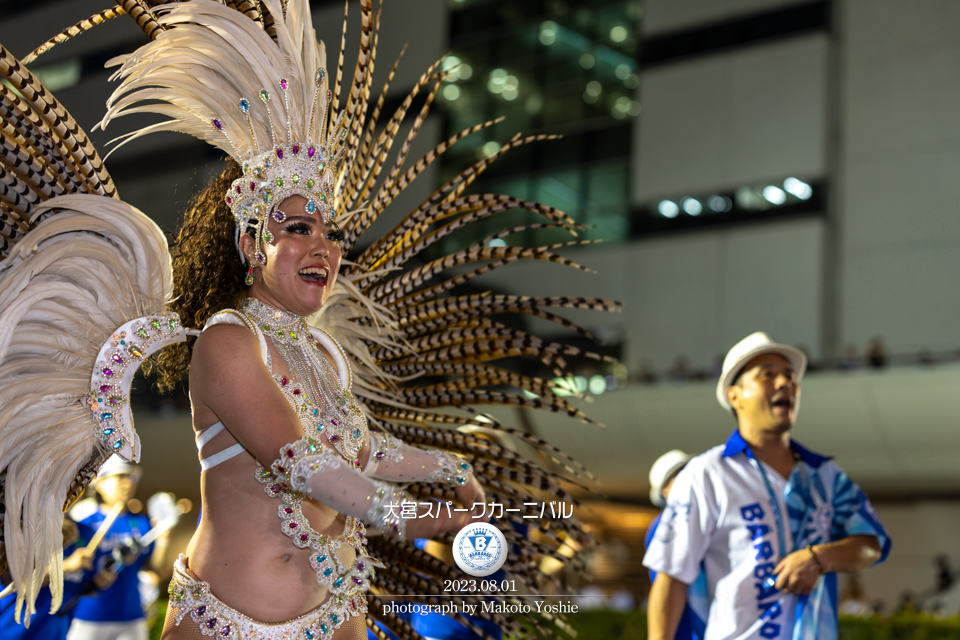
left=167, top=556, right=367, bottom=640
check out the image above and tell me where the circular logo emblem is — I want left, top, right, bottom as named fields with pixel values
left=453, top=522, right=508, bottom=577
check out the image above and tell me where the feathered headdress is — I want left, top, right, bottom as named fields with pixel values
left=100, top=0, right=345, bottom=265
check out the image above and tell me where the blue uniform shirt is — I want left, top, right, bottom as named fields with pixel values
left=73, top=510, right=154, bottom=623
left=0, top=521, right=107, bottom=639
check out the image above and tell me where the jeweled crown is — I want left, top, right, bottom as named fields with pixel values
left=212, top=68, right=347, bottom=264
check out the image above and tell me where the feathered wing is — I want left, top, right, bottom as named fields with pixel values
left=0, top=43, right=184, bottom=624
left=97, top=1, right=620, bottom=637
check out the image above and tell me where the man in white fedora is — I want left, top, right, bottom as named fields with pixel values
left=644, top=332, right=890, bottom=640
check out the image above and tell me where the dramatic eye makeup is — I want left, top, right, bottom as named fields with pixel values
left=283, top=221, right=312, bottom=234
left=327, top=227, right=345, bottom=243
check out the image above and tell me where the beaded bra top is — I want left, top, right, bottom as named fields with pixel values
left=238, top=297, right=368, bottom=467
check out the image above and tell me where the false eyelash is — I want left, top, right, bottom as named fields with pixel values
left=329, top=228, right=345, bottom=243
left=283, top=222, right=311, bottom=234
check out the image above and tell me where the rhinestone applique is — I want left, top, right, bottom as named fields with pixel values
left=168, top=556, right=364, bottom=639
left=88, top=313, right=185, bottom=460
left=240, top=298, right=365, bottom=465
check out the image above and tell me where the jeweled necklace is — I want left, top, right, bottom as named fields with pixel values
left=241, top=297, right=367, bottom=465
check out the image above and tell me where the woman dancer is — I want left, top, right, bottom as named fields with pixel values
left=0, top=0, right=618, bottom=638
left=156, top=179, right=483, bottom=638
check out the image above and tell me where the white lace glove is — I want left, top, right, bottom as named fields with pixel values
left=270, top=438, right=410, bottom=538
left=363, top=431, right=473, bottom=487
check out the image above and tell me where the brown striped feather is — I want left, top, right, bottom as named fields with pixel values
left=0, top=45, right=116, bottom=198
left=115, top=0, right=166, bottom=41
left=348, top=44, right=406, bottom=206
left=225, top=0, right=264, bottom=27
left=332, top=0, right=348, bottom=110
left=371, top=241, right=596, bottom=306
left=363, top=194, right=580, bottom=275
left=0, top=86, right=95, bottom=197
left=362, top=74, right=444, bottom=220
left=23, top=7, right=127, bottom=65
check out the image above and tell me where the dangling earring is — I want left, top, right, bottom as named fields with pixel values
left=245, top=264, right=255, bottom=286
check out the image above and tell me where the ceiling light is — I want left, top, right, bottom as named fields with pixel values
left=763, top=185, right=787, bottom=205
left=708, top=195, right=732, bottom=212
left=589, top=375, right=606, bottom=395
left=479, top=141, right=501, bottom=159
left=681, top=197, right=702, bottom=215
left=487, top=68, right=507, bottom=94
left=441, top=56, right=461, bottom=72
left=658, top=200, right=679, bottom=218
left=783, top=177, right=812, bottom=200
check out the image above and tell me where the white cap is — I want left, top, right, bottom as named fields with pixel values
left=716, top=331, right=807, bottom=411
left=649, top=449, right=692, bottom=507
left=96, top=454, right=142, bottom=480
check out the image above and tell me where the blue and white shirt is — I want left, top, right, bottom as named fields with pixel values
left=646, top=513, right=708, bottom=640
left=73, top=509, right=153, bottom=623
left=643, top=431, right=890, bottom=640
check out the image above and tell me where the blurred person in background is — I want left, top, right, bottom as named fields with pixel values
left=0, top=516, right=116, bottom=639
left=67, top=456, right=170, bottom=640
left=646, top=450, right=705, bottom=639
left=645, top=332, right=890, bottom=640
left=866, top=338, right=887, bottom=369
left=837, top=575, right=871, bottom=617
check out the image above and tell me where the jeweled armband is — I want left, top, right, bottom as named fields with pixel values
left=271, top=436, right=330, bottom=485
left=362, top=431, right=404, bottom=477
left=372, top=431, right=404, bottom=464
left=426, top=450, right=474, bottom=487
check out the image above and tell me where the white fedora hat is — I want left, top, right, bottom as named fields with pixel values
left=716, top=332, right=807, bottom=411
left=649, top=449, right=692, bottom=507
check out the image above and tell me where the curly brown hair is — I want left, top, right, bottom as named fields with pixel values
left=156, top=160, right=246, bottom=392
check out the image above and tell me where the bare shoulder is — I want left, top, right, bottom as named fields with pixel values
left=190, top=323, right=266, bottom=394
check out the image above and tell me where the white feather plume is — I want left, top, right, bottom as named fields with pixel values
left=0, top=195, right=173, bottom=623
left=100, top=0, right=328, bottom=164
